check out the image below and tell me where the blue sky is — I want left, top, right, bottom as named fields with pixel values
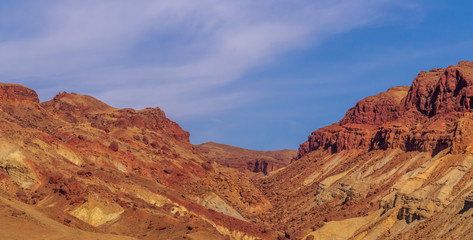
left=1, top=1, right=473, bottom=150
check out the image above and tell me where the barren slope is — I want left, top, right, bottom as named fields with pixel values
left=4, top=61, right=473, bottom=239
left=0, top=85, right=277, bottom=239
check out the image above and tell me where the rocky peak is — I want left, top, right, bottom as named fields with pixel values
left=131, top=107, right=190, bottom=143
left=40, top=92, right=190, bottom=143
left=41, top=92, right=115, bottom=114
left=340, top=86, right=409, bottom=125
left=298, top=61, right=473, bottom=158
left=0, top=83, right=39, bottom=104
left=404, top=61, right=473, bottom=116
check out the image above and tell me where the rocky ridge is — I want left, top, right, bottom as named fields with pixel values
left=298, top=61, right=473, bottom=158
left=0, top=84, right=277, bottom=239
left=198, top=142, right=296, bottom=175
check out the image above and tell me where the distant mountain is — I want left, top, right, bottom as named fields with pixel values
left=198, top=142, right=296, bottom=175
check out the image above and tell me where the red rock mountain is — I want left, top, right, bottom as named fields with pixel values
left=3, top=61, right=473, bottom=239
left=263, top=61, right=473, bottom=239
left=299, top=61, right=473, bottom=158
left=0, top=85, right=276, bottom=239
left=197, top=142, right=296, bottom=175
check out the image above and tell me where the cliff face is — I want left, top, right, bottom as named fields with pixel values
left=404, top=61, right=473, bottom=116
left=298, top=61, right=473, bottom=158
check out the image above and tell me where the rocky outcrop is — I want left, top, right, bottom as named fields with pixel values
left=41, top=92, right=190, bottom=143
left=404, top=61, right=473, bottom=116
left=298, top=61, right=473, bottom=158
left=340, top=86, right=409, bottom=125
left=247, top=159, right=270, bottom=175
left=0, top=83, right=39, bottom=104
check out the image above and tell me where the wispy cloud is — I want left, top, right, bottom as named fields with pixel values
left=0, top=0, right=417, bottom=117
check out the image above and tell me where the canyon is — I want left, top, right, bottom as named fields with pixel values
left=2, top=61, right=473, bottom=239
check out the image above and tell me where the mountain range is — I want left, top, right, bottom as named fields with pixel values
left=2, top=61, right=473, bottom=239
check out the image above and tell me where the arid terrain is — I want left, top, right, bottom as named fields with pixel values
left=198, top=142, right=296, bottom=176
left=3, top=61, right=473, bottom=239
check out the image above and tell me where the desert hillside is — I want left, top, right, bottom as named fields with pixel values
left=0, top=84, right=276, bottom=239
left=260, top=61, right=473, bottom=239
left=3, top=61, right=473, bottom=239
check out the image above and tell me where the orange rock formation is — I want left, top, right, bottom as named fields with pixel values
left=3, top=61, right=473, bottom=239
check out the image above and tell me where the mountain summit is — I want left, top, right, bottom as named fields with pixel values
left=299, top=61, right=473, bottom=158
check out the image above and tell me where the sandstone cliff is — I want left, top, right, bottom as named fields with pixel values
left=298, top=61, right=473, bottom=158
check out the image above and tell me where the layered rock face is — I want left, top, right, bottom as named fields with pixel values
left=404, top=61, right=473, bottom=116
left=298, top=61, right=473, bottom=158
left=258, top=61, right=473, bottom=239
left=198, top=142, right=296, bottom=175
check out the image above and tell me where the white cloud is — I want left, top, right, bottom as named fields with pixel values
left=0, top=0, right=417, bottom=117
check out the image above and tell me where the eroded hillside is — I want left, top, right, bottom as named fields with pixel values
left=0, top=84, right=277, bottom=239
left=259, top=61, right=473, bottom=239
left=3, top=61, right=473, bottom=240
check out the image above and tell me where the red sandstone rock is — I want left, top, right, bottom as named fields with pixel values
left=41, top=92, right=190, bottom=143
left=109, top=141, right=119, bottom=152
left=340, top=86, right=409, bottom=125
left=0, top=83, right=39, bottom=103
left=298, top=61, right=473, bottom=158
left=404, top=61, right=473, bottom=116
